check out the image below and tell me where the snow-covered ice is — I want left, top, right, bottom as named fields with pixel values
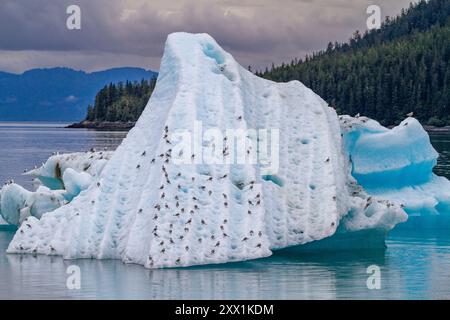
left=0, top=151, right=112, bottom=225
left=6, top=33, right=411, bottom=268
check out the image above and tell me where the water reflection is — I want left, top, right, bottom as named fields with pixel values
left=0, top=231, right=410, bottom=300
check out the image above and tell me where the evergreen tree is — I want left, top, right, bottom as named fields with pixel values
left=261, top=0, right=450, bottom=126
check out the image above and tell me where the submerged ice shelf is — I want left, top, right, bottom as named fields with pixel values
left=3, top=32, right=447, bottom=269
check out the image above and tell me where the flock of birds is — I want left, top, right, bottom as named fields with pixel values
left=120, top=124, right=267, bottom=267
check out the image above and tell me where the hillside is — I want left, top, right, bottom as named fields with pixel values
left=260, top=0, right=450, bottom=126
left=0, top=67, right=157, bottom=122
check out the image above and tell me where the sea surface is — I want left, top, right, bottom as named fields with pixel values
left=0, top=122, right=450, bottom=299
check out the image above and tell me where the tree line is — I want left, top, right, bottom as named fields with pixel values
left=86, top=78, right=156, bottom=122
left=258, top=0, right=450, bottom=126
left=85, top=0, right=450, bottom=127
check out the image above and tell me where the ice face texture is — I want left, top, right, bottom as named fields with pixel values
left=6, top=33, right=407, bottom=268
left=341, top=116, right=450, bottom=218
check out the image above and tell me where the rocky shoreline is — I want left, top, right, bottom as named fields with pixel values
left=67, top=120, right=136, bottom=131
left=423, top=125, right=450, bottom=133
left=68, top=120, right=450, bottom=133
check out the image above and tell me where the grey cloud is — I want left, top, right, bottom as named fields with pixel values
left=0, top=0, right=415, bottom=73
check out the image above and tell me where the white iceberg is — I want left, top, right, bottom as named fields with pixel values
left=0, top=151, right=112, bottom=225
left=6, top=33, right=408, bottom=268
left=25, top=151, right=112, bottom=191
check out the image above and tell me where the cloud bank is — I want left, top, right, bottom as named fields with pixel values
left=0, top=0, right=414, bottom=73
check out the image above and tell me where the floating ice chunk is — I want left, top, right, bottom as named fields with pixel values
left=26, top=151, right=111, bottom=190
left=0, top=184, right=31, bottom=225
left=0, top=152, right=111, bottom=226
left=341, top=115, right=450, bottom=221
left=62, top=168, right=93, bottom=200
left=25, top=186, right=67, bottom=220
left=7, top=33, right=407, bottom=268
left=0, top=183, right=66, bottom=225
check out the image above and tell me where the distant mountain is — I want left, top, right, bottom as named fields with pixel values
left=260, top=0, right=450, bottom=126
left=0, top=67, right=158, bottom=121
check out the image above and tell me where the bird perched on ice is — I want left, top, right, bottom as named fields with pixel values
left=407, top=112, right=414, bottom=117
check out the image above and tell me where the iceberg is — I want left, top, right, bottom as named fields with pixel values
left=6, top=33, right=408, bottom=268
left=0, top=151, right=112, bottom=225
left=341, top=115, right=450, bottom=227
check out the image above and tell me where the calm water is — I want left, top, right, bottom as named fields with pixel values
left=0, top=122, right=127, bottom=190
left=0, top=124, right=450, bottom=300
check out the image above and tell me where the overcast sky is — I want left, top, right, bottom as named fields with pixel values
left=0, top=0, right=415, bottom=73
